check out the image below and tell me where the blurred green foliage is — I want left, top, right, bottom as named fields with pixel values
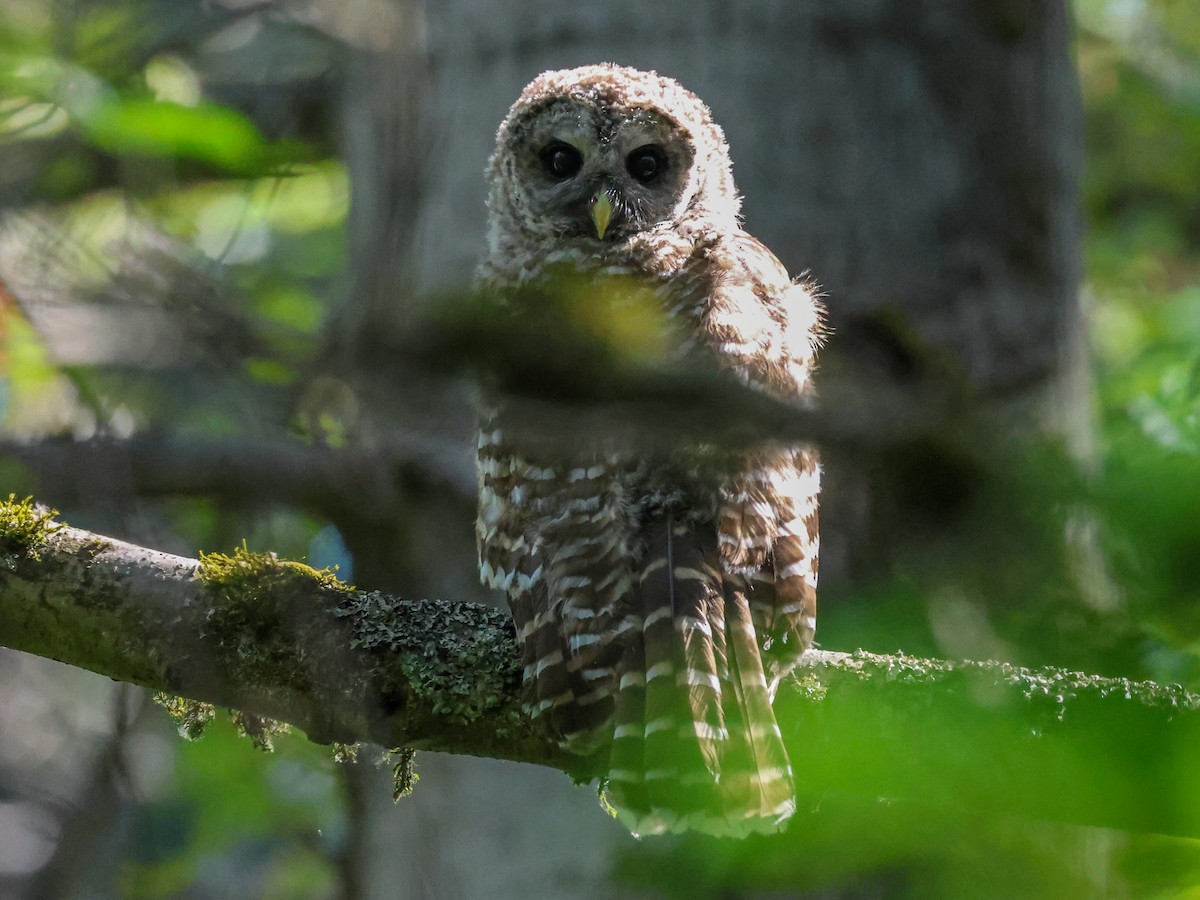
left=117, top=716, right=342, bottom=899
left=821, top=0, right=1200, bottom=689
left=1076, top=0, right=1200, bottom=681
left=1, top=2, right=352, bottom=895
left=634, top=3, right=1200, bottom=896
left=1, top=0, right=345, bottom=439
left=729, top=2, right=1200, bottom=895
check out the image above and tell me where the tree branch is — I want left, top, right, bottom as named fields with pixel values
left=1, top=507, right=1197, bottom=837
left=0, top=505, right=557, bottom=769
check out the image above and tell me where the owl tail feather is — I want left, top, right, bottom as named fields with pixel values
left=604, top=515, right=796, bottom=838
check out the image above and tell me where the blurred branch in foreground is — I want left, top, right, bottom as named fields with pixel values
left=409, top=277, right=961, bottom=457
left=1, top=503, right=1196, bottom=839
left=0, top=432, right=475, bottom=516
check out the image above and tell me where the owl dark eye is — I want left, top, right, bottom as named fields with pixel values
left=626, top=144, right=668, bottom=184
left=541, top=141, right=583, bottom=179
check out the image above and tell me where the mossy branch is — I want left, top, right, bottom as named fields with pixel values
left=0, top=498, right=557, bottom=770
left=1, top=499, right=1198, bottom=838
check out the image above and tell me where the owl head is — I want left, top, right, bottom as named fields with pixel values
left=485, top=64, right=741, bottom=254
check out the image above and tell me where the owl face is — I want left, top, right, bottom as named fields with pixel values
left=498, top=94, right=695, bottom=242
left=486, top=65, right=741, bottom=252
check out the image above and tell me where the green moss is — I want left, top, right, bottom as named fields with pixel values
left=230, top=709, right=291, bottom=752
left=388, top=747, right=419, bottom=800
left=188, top=541, right=526, bottom=758
left=198, top=541, right=346, bottom=595
left=838, top=648, right=1200, bottom=711
left=155, top=693, right=216, bottom=740
left=806, top=648, right=1200, bottom=743
left=187, top=541, right=350, bottom=751
left=195, top=541, right=348, bottom=681
left=156, top=695, right=289, bottom=751
left=0, top=495, right=63, bottom=568
left=792, top=670, right=829, bottom=702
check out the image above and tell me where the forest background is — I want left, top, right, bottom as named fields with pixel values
left=0, top=1, right=1199, bottom=898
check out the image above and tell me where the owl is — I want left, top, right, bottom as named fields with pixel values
left=476, top=64, right=823, bottom=837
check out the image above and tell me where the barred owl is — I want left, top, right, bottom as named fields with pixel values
left=476, top=64, right=823, bottom=837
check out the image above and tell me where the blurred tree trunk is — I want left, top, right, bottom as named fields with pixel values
left=416, top=0, right=1083, bottom=583
left=335, top=1, right=1083, bottom=897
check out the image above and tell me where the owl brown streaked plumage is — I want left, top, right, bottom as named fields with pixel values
left=476, top=64, right=823, bottom=837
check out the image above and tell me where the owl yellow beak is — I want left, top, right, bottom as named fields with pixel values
left=590, top=192, right=614, bottom=240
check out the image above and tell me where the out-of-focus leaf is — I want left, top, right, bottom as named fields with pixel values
left=81, top=97, right=301, bottom=172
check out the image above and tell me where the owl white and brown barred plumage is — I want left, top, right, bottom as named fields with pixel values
left=476, top=64, right=823, bottom=837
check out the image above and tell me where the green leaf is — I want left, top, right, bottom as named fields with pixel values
left=81, top=97, right=296, bottom=172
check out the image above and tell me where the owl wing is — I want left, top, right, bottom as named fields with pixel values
left=477, top=411, right=638, bottom=754
left=603, top=232, right=824, bottom=835
left=477, top=232, right=823, bottom=837
left=705, top=231, right=823, bottom=690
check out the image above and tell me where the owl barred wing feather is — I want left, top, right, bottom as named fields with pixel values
left=477, top=432, right=634, bottom=752
left=475, top=63, right=823, bottom=837
left=708, top=235, right=823, bottom=698
left=606, top=516, right=796, bottom=836
left=609, top=517, right=729, bottom=832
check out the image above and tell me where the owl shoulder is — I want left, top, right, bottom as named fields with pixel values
left=704, top=229, right=826, bottom=399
